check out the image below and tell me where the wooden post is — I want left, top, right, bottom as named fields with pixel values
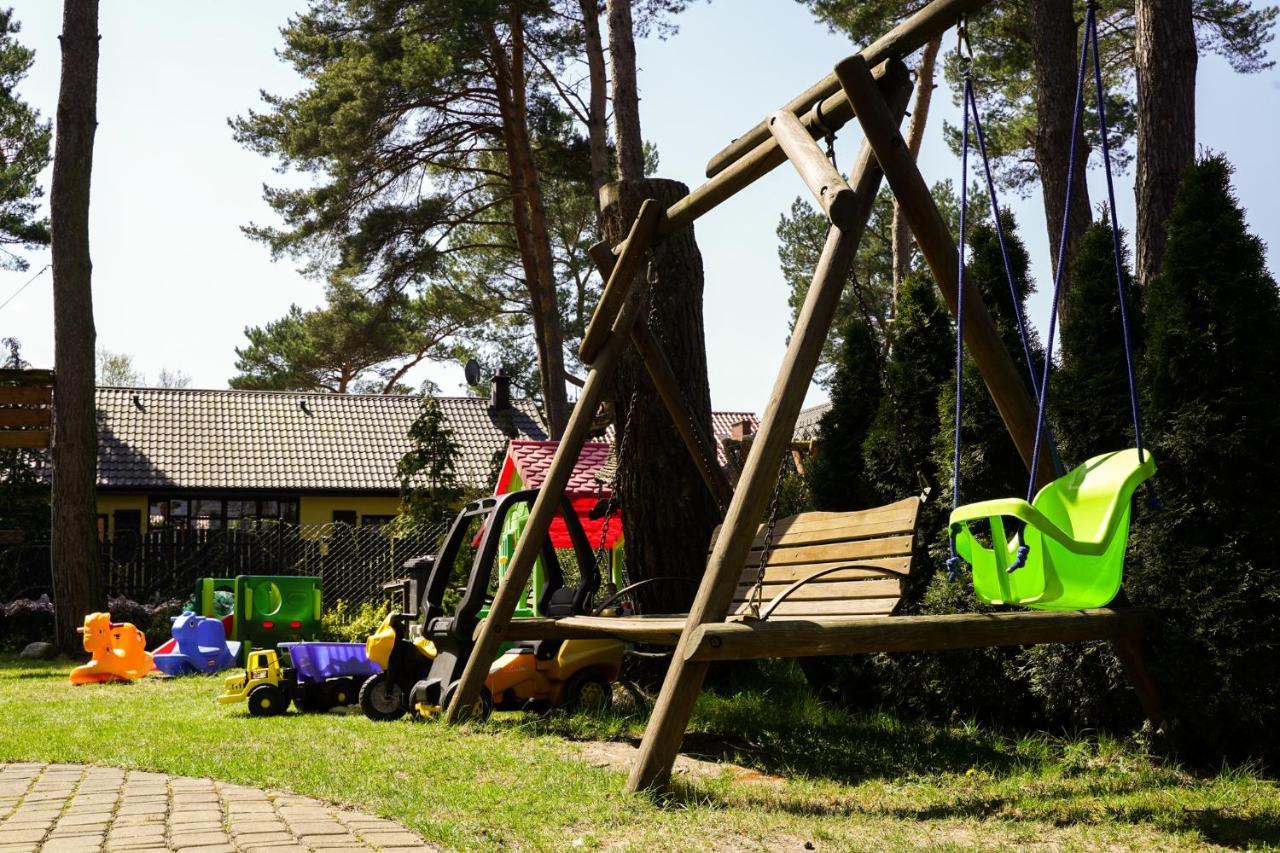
left=837, top=54, right=1057, bottom=488
left=704, top=0, right=992, bottom=178
left=445, top=221, right=654, bottom=723
left=768, top=110, right=856, bottom=226
left=1110, top=630, right=1168, bottom=734
left=625, top=67, right=914, bottom=793
left=580, top=199, right=663, bottom=364
left=588, top=241, right=734, bottom=516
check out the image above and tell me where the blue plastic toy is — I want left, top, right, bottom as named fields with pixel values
left=153, top=612, right=242, bottom=676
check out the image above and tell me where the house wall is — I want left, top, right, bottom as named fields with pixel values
left=96, top=494, right=148, bottom=538
left=298, top=495, right=402, bottom=527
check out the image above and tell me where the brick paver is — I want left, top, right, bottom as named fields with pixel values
left=0, top=764, right=436, bottom=852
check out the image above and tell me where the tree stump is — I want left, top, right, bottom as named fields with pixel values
left=600, top=179, right=719, bottom=614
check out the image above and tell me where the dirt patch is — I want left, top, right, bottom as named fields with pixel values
left=575, top=740, right=786, bottom=787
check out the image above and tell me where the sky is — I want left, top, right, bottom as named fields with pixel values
left=0, top=0, right=1276, bottom=415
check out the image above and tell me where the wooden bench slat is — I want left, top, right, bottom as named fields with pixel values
left=736, top=559, right=910, bottom=586
left=0, top=430, right=50, bottom=449
left=731, top=578, right=901, bottom=604
left=0, top=387, right=52, bottom=406
left=739, top=535, right=914, bottom=567
left=732, top=597, right=902, bottom=617
left=0, top=409, right=51, bottom=429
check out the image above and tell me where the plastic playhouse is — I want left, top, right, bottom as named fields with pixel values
left=69, top=613, right=154, bottom=684
left=152, top=612, right=242, bottom=676
left=190, top=575, right=322, bottom=661
left=218, top=642, right=380, bottom=717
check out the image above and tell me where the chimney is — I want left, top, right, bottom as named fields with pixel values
left=730, top=418, right=753, bottom=440
left=490, top=371, right=511, bottom=412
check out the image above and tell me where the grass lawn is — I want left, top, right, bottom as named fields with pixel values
left=0, top=655, right=1276, bottom=851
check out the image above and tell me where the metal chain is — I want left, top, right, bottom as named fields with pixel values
left=748, top=454, right=791, bottom=619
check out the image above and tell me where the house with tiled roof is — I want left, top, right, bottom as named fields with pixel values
left=90, top=381, right=760, bottom=542
left=93, top=379, right=546, bottom=540
left=793, top=402, right=832, bottom=441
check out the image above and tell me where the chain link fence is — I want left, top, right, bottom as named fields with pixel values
left=0, top=520, right=450, bottom=608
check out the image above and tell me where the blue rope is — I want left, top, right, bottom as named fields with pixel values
left=947, top=70, right=974, bottom=582
left=1088, top=10, right=1146, bottom=463
left=966, top=84, right=1065, bottom=478
left=1025, top=3, right=1094, bottom=503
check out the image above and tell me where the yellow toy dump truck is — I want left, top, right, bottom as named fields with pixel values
left=218, top=643, right=377, bottom=717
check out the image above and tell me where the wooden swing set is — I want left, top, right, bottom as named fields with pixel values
left=446, top=0, right=1164, bottom=793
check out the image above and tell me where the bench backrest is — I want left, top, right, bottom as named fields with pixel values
left=710, top=496, right=921, bottom=620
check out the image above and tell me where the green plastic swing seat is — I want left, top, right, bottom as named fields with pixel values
left=949, top=448, right=1156, bottom=610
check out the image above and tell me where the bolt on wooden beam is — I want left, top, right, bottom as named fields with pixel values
left=768, top=109, right=856, bottom=227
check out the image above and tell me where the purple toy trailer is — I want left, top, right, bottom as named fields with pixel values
left=277, top=642, right=382, bottom=712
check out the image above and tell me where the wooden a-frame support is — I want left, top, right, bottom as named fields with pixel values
left=448, top=0, right=1163, bottom=793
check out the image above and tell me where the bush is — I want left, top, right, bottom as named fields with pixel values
left=321, top=599, right=390, bottom=643
left=108, top=596, right=185, bottom=646
left=1130, top=155, right=1280, bottom=763
left=1, top=595, right=54, bottom=649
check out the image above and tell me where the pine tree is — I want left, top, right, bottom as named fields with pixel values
left=862, top=271, right=953, bottom=504
left=1130, top=155, right=1280, bottom=762
left=808, top=314, right=883, bottom=511
left=1053, top=220, right=1143, bottom=465
left=397, top=397, right=464, bottom=526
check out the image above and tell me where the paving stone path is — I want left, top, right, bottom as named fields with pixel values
left=0, top=764, right=437, bottom=853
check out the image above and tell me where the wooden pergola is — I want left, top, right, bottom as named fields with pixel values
left=446, top=0, right=1161, bottom=793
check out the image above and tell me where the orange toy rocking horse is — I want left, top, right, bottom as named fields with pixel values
left=68, top=612, right=154, bottom=684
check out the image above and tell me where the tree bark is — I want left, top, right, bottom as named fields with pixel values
left=488, top=16, right=570, bottom=437
left=50, top=0, right=103, bottom=653
left=1135, top=0, right=1197, bottom=286
left=580, top=0, right=611, bottom=199
left=607, top=0, right=644, bottom=181
left=603, top=179, right=718, bottom=614
left=891, top=35, right=941, bottom=307
left=1028, top=0, right=1091, bottom=314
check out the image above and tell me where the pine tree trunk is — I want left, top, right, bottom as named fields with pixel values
left=50, top=0, right=103, bottom=653
left=607, top=0, right=644, bottom=182
left=1135, top=0, right=1196, bottom=286
left=487, top=18, right=570, bottom=437
left=580, top=0, right=610, bottom=199
left=1029, top=0, right=1091, bottom=313
left=603, top=179, right=718, bottom=614
left=891, top=35, right=941, bottom=307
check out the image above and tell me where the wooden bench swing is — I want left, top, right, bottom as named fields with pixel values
left=446, top=0, right=1165, bottom=793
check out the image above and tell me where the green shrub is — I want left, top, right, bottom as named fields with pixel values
left=1130, top=155, right=1280, bottom=764
left=321, top=599, right=390, bottom=643
left=808, top=314, right=883, bottom=511
left=1, top=596, right=53, bottom=649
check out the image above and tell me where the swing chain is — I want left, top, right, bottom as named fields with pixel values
left=810, top=98, right=839, bottom=170
left=748, top=454, right=790, bottom=619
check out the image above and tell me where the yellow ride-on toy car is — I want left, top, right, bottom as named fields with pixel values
left=361, top=489, right=623, bottom=721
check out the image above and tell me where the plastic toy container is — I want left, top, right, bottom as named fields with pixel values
left=279, top=642, right=381, bottom=680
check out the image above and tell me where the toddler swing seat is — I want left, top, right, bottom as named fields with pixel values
left=950, top=448, right=1155, bottom=610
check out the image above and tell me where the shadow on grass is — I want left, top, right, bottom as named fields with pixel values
left=504, top=666, right=1280, bottom=848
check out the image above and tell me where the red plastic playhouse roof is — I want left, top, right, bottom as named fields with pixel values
left=495, top=440, right=621, bottom=549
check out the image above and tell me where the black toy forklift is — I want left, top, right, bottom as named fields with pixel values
left=361, top=489, right=621, bottom=721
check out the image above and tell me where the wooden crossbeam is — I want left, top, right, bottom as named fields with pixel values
left=768, top=110, right=856, bottom=226
left=580, top=199, right=663, bottom=363
left=704, top=0, right=991, bottom=179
